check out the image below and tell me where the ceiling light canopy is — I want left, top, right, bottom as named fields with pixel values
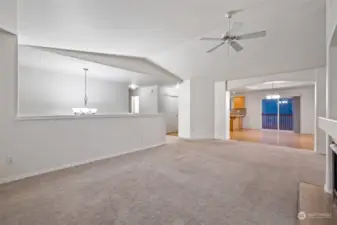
left=129, top=84, right=139, bottom=90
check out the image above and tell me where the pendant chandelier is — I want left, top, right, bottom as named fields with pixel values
left=72, top=68, right=98, bottom=115
left=265, top=82, right=280, bottom=100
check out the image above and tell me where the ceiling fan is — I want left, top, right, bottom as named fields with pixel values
left=200, top=9, right=267, bottom=54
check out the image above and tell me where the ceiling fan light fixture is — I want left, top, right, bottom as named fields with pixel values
left=200, top=10, right=267, bottom=54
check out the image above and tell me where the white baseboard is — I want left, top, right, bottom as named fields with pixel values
left=0, top=142, right=166, bottom=185
left=324, top=184, right=333, bottom=195
left=181, top=137, right=215, bottom=141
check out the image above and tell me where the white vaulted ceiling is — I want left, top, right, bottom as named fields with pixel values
left=231, top=81, right=315, bottom=93
left=18, top=46, right=180, bottom=85
left=17, top=0, right=326, bottom=81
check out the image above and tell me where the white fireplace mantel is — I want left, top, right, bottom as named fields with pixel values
left=319, top=117, right=337, bottom=140
left=319, top=117, right=337, bottom=194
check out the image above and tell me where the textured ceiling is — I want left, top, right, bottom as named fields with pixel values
left=17, top=0, right=326, bottom=81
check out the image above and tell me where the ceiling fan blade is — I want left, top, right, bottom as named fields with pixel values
left=226, top=9, right=244, bottom=18
left=229, top=41, right=243, bottom=52
left=206, top=42, right=226, bottom=53
left=200, top=37, right=223, bottom=41
left=237, top=31, right=267, bottom=40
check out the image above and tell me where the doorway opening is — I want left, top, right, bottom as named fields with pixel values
left=229, top=86, right=314, bottom=150
left=131, top=96, right=140, bottom=114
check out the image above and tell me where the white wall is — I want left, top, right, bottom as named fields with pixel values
left=136, top=86, right=159, bottom=114
left=327, top=0, right=337, bottom=44
left=315, top=69, right=327, bottom=154
left=158, top=85, right=179, bottom=133
left=0, top=0, right=17, bottom=34
left=328, top=47, right=337, bottom=120
left=214, top=81, right=230, bottom=140
left=132, top=85, right=179, bottom=133
left=178, top=81, right=191, bottom=138
left=241, top=86, right=315, bottom=134
left=0, top=30, right=166, bottom=184
left=2, top=115, right=166, bottom=183
left=323, top=0, right=337, bottom=193
left=18, top=66, right=129, bottom=116
left=178, top=78, right=215, bottom=139
left=0, top=30, right=17, bottom=167
left=190, top=78, right=215, bottom=139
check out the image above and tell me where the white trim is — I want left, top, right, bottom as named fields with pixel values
left=329, top=24, right=337, bottom=48
left=324, top=185, right=333, bottom=194
left=314, top=72, right=318, bottom=153
left=331, top=144, right=337, bottom=154
left=0, top=142, right=166, bottom=185
left=319, top=117, right=337, bottom=140
left=15, top=113, right=164, bottom=121
left=181, top=138, right=215, bottom=141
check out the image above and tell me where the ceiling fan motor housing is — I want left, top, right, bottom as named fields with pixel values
left=222, top=35, right=238, bottom=41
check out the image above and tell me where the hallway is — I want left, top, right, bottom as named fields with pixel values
left=230, top=129, right=314, bottom=150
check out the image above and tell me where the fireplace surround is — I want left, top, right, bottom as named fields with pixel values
left=332, top=143, right=337, bottom=205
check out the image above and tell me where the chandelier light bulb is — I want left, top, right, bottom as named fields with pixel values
left=129, top=84, right=139, bottom=90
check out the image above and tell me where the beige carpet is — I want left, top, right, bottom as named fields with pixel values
left=0, top=140, right=325, bottom=225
